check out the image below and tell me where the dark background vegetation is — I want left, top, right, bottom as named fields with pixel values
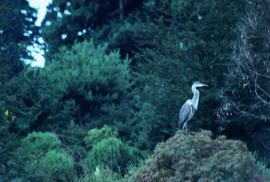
left=1, top=0, right=270, bottom=181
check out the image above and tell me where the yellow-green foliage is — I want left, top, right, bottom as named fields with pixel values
left=86, top=137, right=145, bottom=175
left=87, top=137, right=131, bottom=174
left=19, top=131, right=61, bottom=156
left=253, top=154, right=270, bottom=180
left=129, top=130, right=259, bottom=182
left=25, top=149, right=75, bottom=182
left=76, top=167, right=124, bottom=182
left=84, top=125, right=118, bottom=149
left=14, top=132, right=75, bottom=182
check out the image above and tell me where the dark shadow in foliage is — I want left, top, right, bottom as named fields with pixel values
left=60, top=121, right=88, bottom=176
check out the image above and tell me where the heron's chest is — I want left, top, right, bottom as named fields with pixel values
left=186, top=100, right=197, bottom=112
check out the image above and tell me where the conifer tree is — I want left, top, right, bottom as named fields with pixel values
left=131, top=0, right=246, bottom=148
left=41, top=0, right=145, bottom=56
left=0, top=0, right=38, bottom=80
left=0, top=1, right=38, bottom=178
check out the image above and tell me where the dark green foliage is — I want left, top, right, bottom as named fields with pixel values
left=91, top=20, right=140, bottom=59
left=40, top=40, right=132, bottom=128
left=60, top=121, right=88, bottom=161
left=35, top=39, right=149, bottom=148
left=84, top=125, right=118, bottom=149
left=220, top=0, right=270, bottom=162
left=0, top=0, right=38, bottom=80
left=131, top=0, right=246, bottom=149
left=86, top=137, right=145, bottom=175
left=2, top=68, right=54, bottom=133
left=42, top=0, right=145, bottom=56
left=2, top=39, right=134, bottom=134
left=0, top=109, right=20, bottom=181
left=129, top=130, right=261, bottom=182
left=0, top=1, right=39, bottom=174
left=3, top=0, right=270, bottom=181
left=58, top=121, right=87, bottom=177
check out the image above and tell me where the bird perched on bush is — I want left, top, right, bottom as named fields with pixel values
left=178, top=81, right=207, bottom=133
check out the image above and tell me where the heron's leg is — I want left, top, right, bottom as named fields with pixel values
left=183, top=122, right=188, bottom=135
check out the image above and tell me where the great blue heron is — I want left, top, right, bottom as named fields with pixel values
left=178, top=81, right=207, bottom=133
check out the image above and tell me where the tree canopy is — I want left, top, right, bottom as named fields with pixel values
left=0, top=0, right=38, bottom=80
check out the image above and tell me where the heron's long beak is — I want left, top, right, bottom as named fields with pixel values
left=201, top=83, right=208, bottom=87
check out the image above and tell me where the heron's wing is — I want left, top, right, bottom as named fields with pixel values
left=178, top=101, right=191, bottom=128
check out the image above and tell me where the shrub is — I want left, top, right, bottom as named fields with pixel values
left=84, top=125, right=118, bottom=149
left=18, top=131, right=61, bottom=157
left=8, top=131, right=61, bottom=179
left=25, top=149, right=75, bottom=182
left=86, top=137, right=145, bottom=175
left=11, top=132, right=75, bottom=182
left=129, top=130, right=262, bottom=182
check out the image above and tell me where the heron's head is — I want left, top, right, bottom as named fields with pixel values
left=192, top=81, right=208, bottom=89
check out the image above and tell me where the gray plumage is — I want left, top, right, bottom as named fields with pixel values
left=178, top=81, right=207, bottom=133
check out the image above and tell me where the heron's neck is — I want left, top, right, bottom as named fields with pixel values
left=191, top=87, right=199, bottom=110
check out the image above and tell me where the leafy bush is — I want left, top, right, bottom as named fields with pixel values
left=84, top=125, right=118, bottom=149
left=18, top=131, right=61, bottom=156
left=129, top=130, right=261, bottom=182
left=11, top=132, right=75, bottom=182
left=86, top=137, right=145, bottom=175
left=25, top=149, right=75, bottom=182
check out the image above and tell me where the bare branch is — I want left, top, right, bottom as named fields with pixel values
left=254, top=74, right=270, bottom=105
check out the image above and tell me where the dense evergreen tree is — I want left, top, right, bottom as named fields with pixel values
left=130, top=0, right=246, bottom=148
left=0, top=0, right=38, bottom=80
left=41, top=0, right=146, bottom=56
left=39, top=40, right=132, bottom=128
left=0, top=1, right=38, bottom=180
left=21, top=40, right=147, bottom=148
